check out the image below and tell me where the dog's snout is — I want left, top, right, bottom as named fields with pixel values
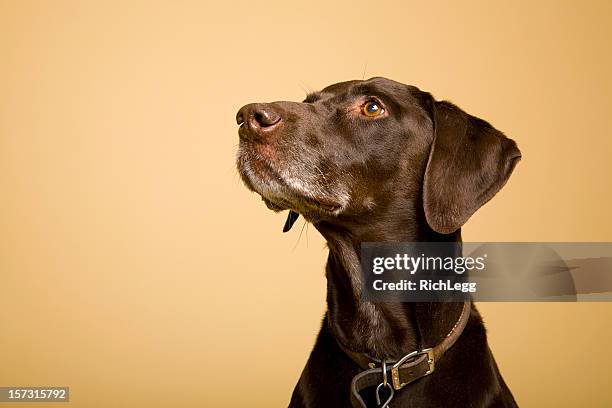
left=237, top=103, right=282, bottom=139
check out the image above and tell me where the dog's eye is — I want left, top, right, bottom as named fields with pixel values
left=362, top=100, right=384, bottom=117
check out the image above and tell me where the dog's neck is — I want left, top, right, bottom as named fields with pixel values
left=313, top=200, right=462, bottom=359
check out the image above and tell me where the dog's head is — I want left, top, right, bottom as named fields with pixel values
left=236, top=77, right=520, bottom=234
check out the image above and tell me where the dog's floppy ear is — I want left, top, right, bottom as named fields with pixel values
left=423, top=100, right=521, bottom=234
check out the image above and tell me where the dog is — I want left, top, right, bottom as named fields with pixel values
left=236, top=77, right=521, bottom=407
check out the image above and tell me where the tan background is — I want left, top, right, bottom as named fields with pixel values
left=1, top=1, right=611, bottom=407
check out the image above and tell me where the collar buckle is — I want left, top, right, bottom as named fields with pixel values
left=390, top=348, right=435, bottom=390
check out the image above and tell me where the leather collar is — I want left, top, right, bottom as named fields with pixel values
left=337, top=301, right=472, bottom=408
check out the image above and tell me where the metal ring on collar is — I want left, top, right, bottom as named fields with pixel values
left=382, top=359, right=388, bottom=387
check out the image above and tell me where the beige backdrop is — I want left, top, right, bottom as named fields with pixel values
left=1, top=1, right=611, bottom=407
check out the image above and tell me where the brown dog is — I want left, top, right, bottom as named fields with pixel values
left=236, top=77, right=520, bottom=407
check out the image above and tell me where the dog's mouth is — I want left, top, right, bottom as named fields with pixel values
left=237, top=144, right=344, bottom=216
left=264, top=192, right=342, bottom=213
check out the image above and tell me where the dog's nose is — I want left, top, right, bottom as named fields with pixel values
left=236, top=103, right=282, bottom=139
